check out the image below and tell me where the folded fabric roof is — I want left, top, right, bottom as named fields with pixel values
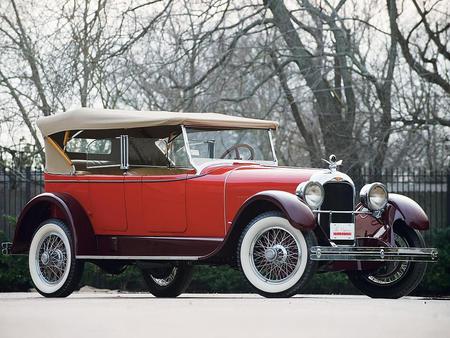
left=37, top=108, right=278, bottom=136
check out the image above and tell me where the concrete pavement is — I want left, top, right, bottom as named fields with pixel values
left=0, top=292, right=449, bottom=338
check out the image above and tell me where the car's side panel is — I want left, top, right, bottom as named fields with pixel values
left=123, top=175, right=143, bottom=231
left=88, top=175, right=127, bottom=232
left=44, top=174, right=91, bottom=214
left=76, top=236, right=222, bottom=259
left=224, top=166, right=316, bottom=229
left=384, top=193, right=430, bottom=230
left=45, top=173, right=128, bottom=234
left=141, top=174, right=188, bottom=233
left=185, top=167, right=232, bottom=237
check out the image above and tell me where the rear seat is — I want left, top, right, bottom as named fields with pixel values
left=72, top=159, right=122, bottom=175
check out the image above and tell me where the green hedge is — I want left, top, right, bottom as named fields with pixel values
left=1, top=228, right=449, bottom=295
left=415, top=227, right=450, bottom=296
left=0, top=232, right=32, bottom=292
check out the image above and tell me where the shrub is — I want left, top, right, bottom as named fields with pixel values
left=0, top=231, right=32, bottom=292
left=1, top=228, right=449, bottom=295
left=415, top=227, right=450, bottom=296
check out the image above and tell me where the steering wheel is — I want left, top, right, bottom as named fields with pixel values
left=220, top=143, right=255, bottom=160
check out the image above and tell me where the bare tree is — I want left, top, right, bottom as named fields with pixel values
left=388, top=0, right=450, bottom=127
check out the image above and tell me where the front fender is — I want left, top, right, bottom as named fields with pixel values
left=239, top=190, right=316, bottom=231
left=385, top=193, right=429, bottom=230
left=12, top=192, right=96, bottom=255
left=201, top=190, right=316, bottom=262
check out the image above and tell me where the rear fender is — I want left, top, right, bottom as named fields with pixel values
left=384, top=193, right=430, bottom=231
left=11, top=192, right=96, bottom=255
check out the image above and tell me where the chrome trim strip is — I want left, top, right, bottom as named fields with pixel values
left=86, top=164, right=122, bottom=169
left=268, top=129, right=278, bottom=165
left=46, top=176, right=208, bottom=184
left=310, top=246, right=439, bottom=262
left=76, top=255, right=200, bottom=260
left=313, top=210, right=371, bottom=214
left=46, top=180, right=123, bottom=183
left=120, top=135, right=129, bottom=170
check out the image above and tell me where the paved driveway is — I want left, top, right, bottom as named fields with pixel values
left=0, top=292, right=449, bottom=338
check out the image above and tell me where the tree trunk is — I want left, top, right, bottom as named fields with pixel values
left=263, top=0, right=357, bottom=166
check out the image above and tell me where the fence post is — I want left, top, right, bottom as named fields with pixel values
left=25, top=166, right=31, bottom=202
left=447, top=171, right=450, bottom=228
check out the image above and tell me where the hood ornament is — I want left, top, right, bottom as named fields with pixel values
left=322, top=154, right=342, bottom=173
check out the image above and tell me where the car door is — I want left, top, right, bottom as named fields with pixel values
left=126, top=136, right=189, bottom=234
left=85, top=137, right=127, bottom=233
left=141, top=172, right=188, bottom=233
left=89, top=174, right=126, bottom=233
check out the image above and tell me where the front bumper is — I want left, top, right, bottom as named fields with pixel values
left=310, top=246, right=438, bottom=262
left=1, top=242, right=12, bottom=256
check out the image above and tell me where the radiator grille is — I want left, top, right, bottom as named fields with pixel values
left=319, top=182, right=354, bottom=244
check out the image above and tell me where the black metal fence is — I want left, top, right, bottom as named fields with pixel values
left=0, top=166, right=448, bottom=243
left=0, top=167, right=44, bottom=240
left=359, top=168, right=449, bottom=244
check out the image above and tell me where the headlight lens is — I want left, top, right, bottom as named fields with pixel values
left=296, top=181, right=324, bottom=209
left=360, top=182, right=388, bottom=210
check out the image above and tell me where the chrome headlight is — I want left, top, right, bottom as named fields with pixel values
left=360, top=182, right=388, bottom=211
left=296, top=181, right=324, bottom=209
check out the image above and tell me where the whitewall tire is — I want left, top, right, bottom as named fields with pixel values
left=238, top=211, right=317, bottom=298
left=29, top=219, right=84, bottom=297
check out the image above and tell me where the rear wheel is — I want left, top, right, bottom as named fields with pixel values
left=28, top=219, right=84, bottom=297
left=347, top=223, right=427, bottom=298
left=238, top=211, right=317, bottom=298
left=141, top=263, right=193, bottom=297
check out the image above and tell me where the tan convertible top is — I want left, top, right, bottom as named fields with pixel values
left=37, top=107, right=278, bottom=136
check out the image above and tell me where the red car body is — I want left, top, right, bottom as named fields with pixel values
left=6, top=108, right=437, bottom=298
left=13, top=161, right=430, bottom=266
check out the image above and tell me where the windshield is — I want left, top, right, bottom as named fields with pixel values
left=185, top=128, right=276, bottom=167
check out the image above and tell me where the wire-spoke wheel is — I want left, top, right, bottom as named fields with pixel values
left=29, top=219, right=84, bottom=297
left=238, top=211, right=317, bottom=298
left=347, top=222, right=427, bottom=299
left=150, top=267, right=178, bottom=287
left=251, top=227, right=301, bottom=283
left=37, top=233, right=68, bottom=284
left=141, top=263, right=193, bottom=298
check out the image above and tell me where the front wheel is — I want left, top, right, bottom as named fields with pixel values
left=141, top=263, right=193, bottom=297
left=237, top=211, right=317, bottom=298
left=347, top=223, right=427, bottom=299
left=28, top=219, right=84, bottom=297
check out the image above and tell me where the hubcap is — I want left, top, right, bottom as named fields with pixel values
left=264, top=245, right=288, bottom=263
left=36, top=233, right=68, bottom=284
left=40, top=252, right=50, bottom=265
left=251, top=227, right=301, bottom=283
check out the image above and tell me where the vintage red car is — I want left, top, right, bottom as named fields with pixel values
left=4, top=108, right=438, bottom=298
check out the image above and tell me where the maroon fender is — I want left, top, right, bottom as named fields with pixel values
left=202, top=190, right=316, bottom=262
left=384, top=193, right=430, bottom=230
left=11, top=192, right=96, bottom=255
left=237, top=190, right=316, bottom=231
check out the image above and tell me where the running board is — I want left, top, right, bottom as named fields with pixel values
left=310, top=246, right=438, bottom=262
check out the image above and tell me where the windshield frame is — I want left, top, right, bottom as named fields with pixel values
left=181, top=125, right=278, bottom=172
